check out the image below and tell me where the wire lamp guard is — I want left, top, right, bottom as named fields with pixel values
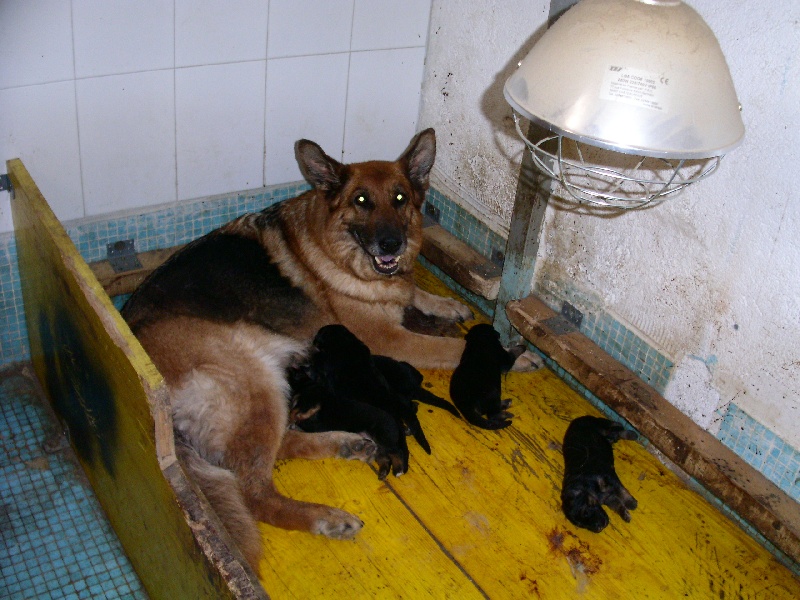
left=504, top=0, right=744, bottom=209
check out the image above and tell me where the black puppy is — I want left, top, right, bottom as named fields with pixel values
left=372, top=355, right=461, bottom=419
left=561, top=415, right=639, bottom=533
left=449, top=323, right=525, bottom=429
left=288, top=366, right=407, bottom=479
left=291, top=325, right=435, bottom=478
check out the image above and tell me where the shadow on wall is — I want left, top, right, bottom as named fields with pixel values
left=479, top=20, right=550, bottom=167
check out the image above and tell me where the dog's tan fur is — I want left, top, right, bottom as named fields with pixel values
left=123, top=130, right=474, bottom=570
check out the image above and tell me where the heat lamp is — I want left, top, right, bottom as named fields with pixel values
left=503, top=0, right=744, bottom=209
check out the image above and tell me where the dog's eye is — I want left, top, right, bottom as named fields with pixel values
left=394, top=193, right=407, bottom=205
left=354, top=195, right=368, bottom=206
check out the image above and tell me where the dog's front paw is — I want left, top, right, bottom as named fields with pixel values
left=441, top=297, right=474, bottom=322
left=511, top=349, right=544, bottom=372
left=414, top=289, right=473, bottom=322
left=313, top=508, right=364, bottom=540
left=337, top=433, right=377, bottom=462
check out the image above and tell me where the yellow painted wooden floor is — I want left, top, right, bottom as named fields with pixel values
left=256, top=272, right=800, bottom=599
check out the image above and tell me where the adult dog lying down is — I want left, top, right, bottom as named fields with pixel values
left=123, top=129, right=499, bottom=570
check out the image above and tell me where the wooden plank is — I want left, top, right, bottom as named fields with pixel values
left=8, top=159, right=265, bottom=599
left=258, top=368, right=800, bottom=598
left=89, top=245, right=185, bottom=297
left=421, top=222, right=501, bottom=300
left=259, top=458, right=485, bottom=599
left=506, top=294, right=800, bottom=567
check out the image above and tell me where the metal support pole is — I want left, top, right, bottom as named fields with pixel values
left=492, top=122, right=554, bottom=346
left=492, top=0, right=577, bottom=346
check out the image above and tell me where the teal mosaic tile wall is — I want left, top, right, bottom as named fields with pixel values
left=580, top=311, right=673, bottom=393
left=0, top=235, right=24, bottom=365
left=718, top=404, right=800, bottom=501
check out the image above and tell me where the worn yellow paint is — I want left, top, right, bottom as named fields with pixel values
left=259, top=268, right=800, bottom=598
left=8, top=159, right=253, bottom=599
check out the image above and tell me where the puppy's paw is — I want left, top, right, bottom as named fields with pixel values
left=376, top=451, right=392, bottom=480
left=313, top=508, right=364, bottom=540
left=337, top=433, right=377, bottom=462
left=511, top=349, right=544, bottom=372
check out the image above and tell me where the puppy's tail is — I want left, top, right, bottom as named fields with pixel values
left=415, top=388, right=461, bottom=418
left=405, top=411, right=432, bottom=454
left=175, top=439, right=263, bottom=571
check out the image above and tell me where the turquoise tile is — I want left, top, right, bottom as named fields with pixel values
left=0, top=371, right=148, bottom=599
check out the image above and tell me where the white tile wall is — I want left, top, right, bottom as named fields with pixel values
left=0, top=0, right=74, bottom=89
left=0, top=0, right=432, bottom=233
left=344, top=47, right=427, bottom=163
left=351, top=0, right=432, bottom=51
left=77, top=71, right=177, bottom=215
left=73, top=1, right=175, bottom=78
left=267, top=0, right=354, bottom=58
left=265, top=54, right=350, bottom=183
left=176, top=0, right=269, bottom=67
left=0, top=82, right=84, bottom=230
left=177, top=61, right=266, bottom=199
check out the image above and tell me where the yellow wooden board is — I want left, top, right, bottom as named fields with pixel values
left=258, top=271, right=800, bottom=598
left=8, top=159, right=262, bottom=599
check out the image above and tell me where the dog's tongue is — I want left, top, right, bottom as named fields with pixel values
left=378, top=255, right=396, bottom=264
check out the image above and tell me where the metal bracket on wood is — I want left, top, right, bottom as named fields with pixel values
left=107, top=239, right=143, bottom=273
left=0, top=174, right=11, bottom=193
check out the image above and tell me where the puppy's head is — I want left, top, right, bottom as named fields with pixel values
left=561, top=479, right=610, bottom=533
left=464, top=323, right=500, bottom=346
left=295, top=130, right=436, bottom=279
left=374, top=356, right=423, bottom=395
left=313, top=324, right=371, bottom=363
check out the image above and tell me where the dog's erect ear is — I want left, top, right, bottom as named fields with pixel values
left=295, top=140, right=345, bottom=193
left=400, top=128, right=436, bottom=190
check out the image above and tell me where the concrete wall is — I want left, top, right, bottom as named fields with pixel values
left=420, top=0, right=800, bottom=451
left=0, top=0, right=433, bottom=233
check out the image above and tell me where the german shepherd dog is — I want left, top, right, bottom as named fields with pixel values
left=122, top=129, right=478, bottom=569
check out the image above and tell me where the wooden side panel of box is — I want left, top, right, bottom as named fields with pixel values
left=8, top=159, right=265, bottom=600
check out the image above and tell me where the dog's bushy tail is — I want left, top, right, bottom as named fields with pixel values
left=175, top=439, right=263, bottom=571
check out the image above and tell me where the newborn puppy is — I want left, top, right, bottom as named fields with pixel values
left=313, top=325, right=432, bottom=454
left=288, top=366, right=408, bottom=479
left=449, top=324, right=525, bottom=429
left=561, top=415, right=639, bottom=533
left=372, top=355, right=461, bottom=419
left=292, top=324, right=444, bottom=477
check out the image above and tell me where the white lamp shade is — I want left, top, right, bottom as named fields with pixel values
left=504, top=0, right=745, bottom=159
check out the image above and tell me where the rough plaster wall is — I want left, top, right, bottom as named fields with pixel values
left=420, top=1, right=800, bottom=449
left=419, top=0, right=550, bottom=235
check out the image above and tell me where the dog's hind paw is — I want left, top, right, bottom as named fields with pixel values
left=511, top=349, right=544, bottom=372
left=337, top=433, right=378, bottom=462
left=313, top=508, right=364, bottom=540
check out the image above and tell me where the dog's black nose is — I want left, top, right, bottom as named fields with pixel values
left=378, top=237, right=402, bottom=255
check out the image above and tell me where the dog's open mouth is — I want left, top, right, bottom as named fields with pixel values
left=372, top=255, right=400, bottom=275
